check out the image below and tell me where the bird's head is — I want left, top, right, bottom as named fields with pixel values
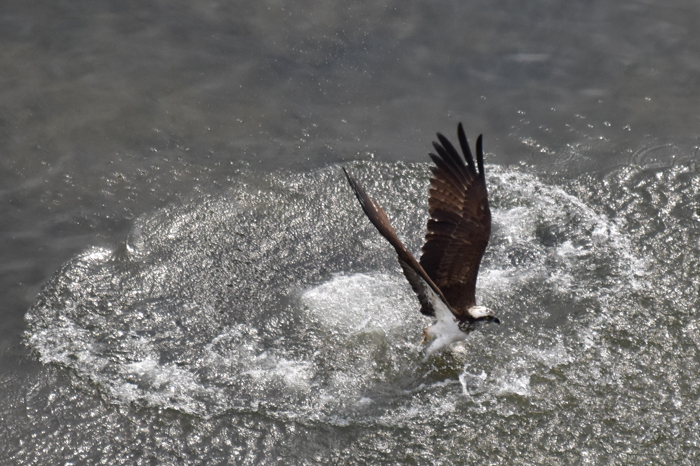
left=467, top=305, right=501, bottom=325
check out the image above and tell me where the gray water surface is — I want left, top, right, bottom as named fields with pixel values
left=2, top=1, right=700, bottom=464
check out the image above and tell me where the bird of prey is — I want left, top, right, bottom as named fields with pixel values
left=343, top=123, right=500, bottom=356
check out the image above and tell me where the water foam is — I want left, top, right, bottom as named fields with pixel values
left=24, top=163, right=645, bottom=423
left=301, top=273, right=420, bottom=334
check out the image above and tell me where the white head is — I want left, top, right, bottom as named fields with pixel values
left=467, top=305, right=501, bottom=325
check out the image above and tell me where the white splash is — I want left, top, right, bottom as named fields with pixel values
left=301, top=273, right=418, bottom=334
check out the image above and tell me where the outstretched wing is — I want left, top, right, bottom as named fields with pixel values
left=343, top=168, right=458, bottom=318
left=419, top=123, right=491, bottom=315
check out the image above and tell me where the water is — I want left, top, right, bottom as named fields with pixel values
left=3, top=0, right=700, bottom=464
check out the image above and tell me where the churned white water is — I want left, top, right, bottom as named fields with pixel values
left=22, top=161, right=681, bottom=437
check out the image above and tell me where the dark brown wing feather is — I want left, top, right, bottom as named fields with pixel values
left=343, top=168, right=458, bottom=318
left=419, top=123, right=491, bottom=315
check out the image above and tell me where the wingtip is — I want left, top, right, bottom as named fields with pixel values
left=342, top=165, right=357, bottom=192
left=342, top=166, right=356, bottom=187
left=457, top=122, right=466, bottom=140
left=342, top=166, right=370, bottom=211
left=456, top=123, right=477, bottom=173
left=475, top=134, right=485, bottom=177
left=435, top=132, right=450, bottom=148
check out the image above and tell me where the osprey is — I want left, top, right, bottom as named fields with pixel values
left=343, top=123, right=500, bottom=356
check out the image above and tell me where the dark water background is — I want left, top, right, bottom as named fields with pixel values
left=2, top=0, right=700, bottom=464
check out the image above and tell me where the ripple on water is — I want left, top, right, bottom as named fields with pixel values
left=23, top=161, right=700, bottom=461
